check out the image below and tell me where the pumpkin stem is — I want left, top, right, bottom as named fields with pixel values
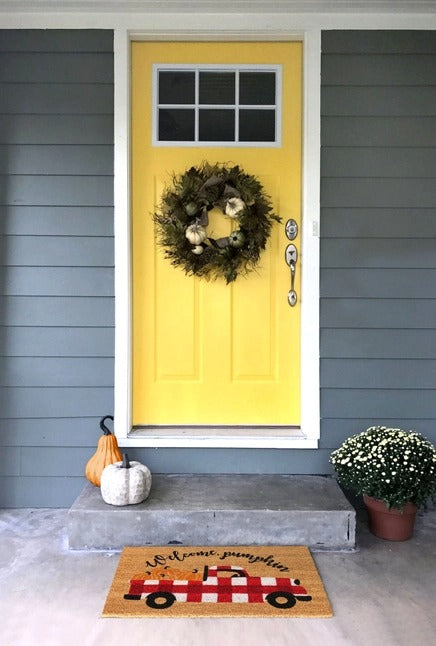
left=122, top=453, right=131, bottom=469
left=100, top=415, right=114, bottom=435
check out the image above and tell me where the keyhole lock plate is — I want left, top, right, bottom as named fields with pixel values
left=285, top=219, right=298, bottom=241
left=285, top=244, right=298, bottom=266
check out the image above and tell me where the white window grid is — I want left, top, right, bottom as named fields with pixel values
left=152, top=63, right=282, bottom=147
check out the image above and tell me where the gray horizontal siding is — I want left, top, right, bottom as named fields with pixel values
left=322, top=55, right=436, bottom=86
left=319, top=419, right=436, bottom=449
left=322, top=117, right=436, bottom=147
left=321, top=31, right=436, bottom=456
left=0, top=84, right=114, bottom=114
left=0, top=327, right=114, bottom=357
left=21, top=447, right=99, bottom=477
left=0, top=207, right=113, bottom=236
left=322, top=209, right=435, bottom=238
left=321, top=329, right=436, bottom=359
left=0, top=236, right=114, bottom=266
left=322, top=87, right=436, bottom=117
left=321, top=359, right=436, bottom=389
left=107, top=448, right=333, bottom=477
left=322, top=148, right=436, bottom=177
left=0, top=447, right=20, bottom=475
left=0, top=296, right=114, bottom=326
left=0, top=447, right=334, bottom=506
left=0, top=357, right=114, bottom=387
left=322, top=389, right=436, bottom=419
left=321, top=177, right=436, bottom=208
left=0, top=29, right=114, bottom=506
left=0, top=477, right=87, bottom=508
left=0, top=29, right=113, bottom=52
left=321, top=269, right=436, bottom=298
left=321, top=298, right=436, bottom=328
left=0, top=145, right=113, bottom=174
left=0, top=387, right=113, bottom=418
left=0, top=115, right=113, bottom=144
left=322, top=30, right=436, bottom=54
left=0, top=53, right=113, bottom=83
left=321, top=239, right=436, bottom=268
left=0, top=417, right=112, bottom=447
left=0, top=175, right=113, bottom=205
left=0, top=267, right=114, bottom=296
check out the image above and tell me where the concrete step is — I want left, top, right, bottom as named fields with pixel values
left=67, top=475, right=356, bottom=551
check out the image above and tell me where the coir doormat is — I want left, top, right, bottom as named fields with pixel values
left=102, top=545, right=332, bottom=618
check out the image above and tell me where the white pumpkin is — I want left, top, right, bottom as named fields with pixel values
left=191, top=245, right=204, bottom=255
left=225, top=197, right=245, bottom=218
left=100, top=454, right=152, bottom=506
left=185, top=223, right=207, bottom=245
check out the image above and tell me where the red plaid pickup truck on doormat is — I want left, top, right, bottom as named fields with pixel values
left=124, top=564, right=312, bottom=610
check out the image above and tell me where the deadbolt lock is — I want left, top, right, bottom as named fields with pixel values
left=285, top=219, right=298, bottom=241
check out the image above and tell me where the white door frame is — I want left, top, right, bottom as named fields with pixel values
left=1, top=2, right=435, bottom=448
left=114, top=29, right=321, bottom=449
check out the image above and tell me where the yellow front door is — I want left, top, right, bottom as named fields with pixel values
left=131, top=41, right=301, bottom=427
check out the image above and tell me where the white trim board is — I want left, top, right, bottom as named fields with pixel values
left=114, top=30, right=321, bottom=449
left=1, top=1, right=436, bottom=12
left=1, top=9, right=436, bottom=29
left=125, top=426, right=316, bottom=450
left=1, top=0, right=436, bottom=21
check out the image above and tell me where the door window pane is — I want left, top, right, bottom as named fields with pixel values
left=154, top=65, right=280, bottom=145
left=158, top=71, right=195, bottom=104
left=239, top=72, right=276, bottom=105
left=158, top=108, right=195, bottom=141
left=199, top=72, right=235, bottom=104
left=239, top=109, right=276, bottom=142
left=199, top=109, right=235, bottom=141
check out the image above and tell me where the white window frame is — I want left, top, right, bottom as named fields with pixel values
left=114, top=29, right=321, bottom=449
left=152, top=63, right=282, bottom=147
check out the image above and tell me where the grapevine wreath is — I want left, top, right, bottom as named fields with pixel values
left=153, top=162, right=281, bottom=283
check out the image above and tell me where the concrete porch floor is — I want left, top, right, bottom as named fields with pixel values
left=0, top=505, right=435, bottom=646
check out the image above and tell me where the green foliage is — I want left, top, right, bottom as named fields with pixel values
left=153, top=161, right=281, bottom=283
left=330, top=426, right=436, bottom=509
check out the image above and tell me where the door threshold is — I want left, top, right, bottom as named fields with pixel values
left=119, top=426, right=317, bottom=449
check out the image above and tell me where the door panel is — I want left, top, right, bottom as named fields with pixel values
left=131, top=41, right=302, bottom=427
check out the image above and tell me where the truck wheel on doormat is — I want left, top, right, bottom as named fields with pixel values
left=145, top=591, right=176, bottom=609
left=265, top=591, right=296, bottom=609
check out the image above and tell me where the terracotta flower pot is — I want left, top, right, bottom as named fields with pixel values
left=363, top=495, right=417, bottom=541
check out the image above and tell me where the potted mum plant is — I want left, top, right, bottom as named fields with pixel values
left=330, top=426, right=436, bottom=541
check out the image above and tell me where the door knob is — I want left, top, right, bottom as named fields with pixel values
left=285, top=244, right=298, bottom=307
left=285, top=243, right=298, bottom=266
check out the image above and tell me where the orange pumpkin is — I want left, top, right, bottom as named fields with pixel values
left=85, top=415, right=122, bottom=487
